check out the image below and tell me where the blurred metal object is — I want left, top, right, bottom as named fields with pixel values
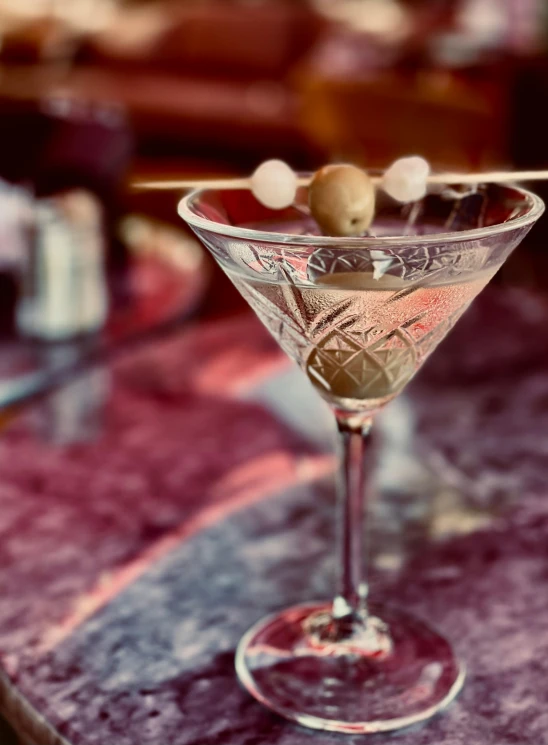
left=35, top=354, right=110, bottom=445
left=0, top=178, right=33, bottom=273
left=17, top=189, right=109, bottom=341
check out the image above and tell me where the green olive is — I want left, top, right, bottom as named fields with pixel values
left=308, top=164, right=376, bottom=237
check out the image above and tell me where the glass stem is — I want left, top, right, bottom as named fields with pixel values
left=333, top=414, right=374, bottom=625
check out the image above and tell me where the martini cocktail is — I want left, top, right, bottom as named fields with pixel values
left=179, top=179, right=543, bottom=733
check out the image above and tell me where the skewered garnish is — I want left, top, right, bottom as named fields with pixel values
left=146, top=158, right=548, bottom=240
left=380, top=156, right=430, bottom=203
left=308, top=164, right=376, bottom=237
left=142, top=166, right=548, bottom=194
left=249, top=159, right=298, bottom=210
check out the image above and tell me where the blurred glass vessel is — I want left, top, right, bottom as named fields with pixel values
left=180, top=180, right=543, bottom=734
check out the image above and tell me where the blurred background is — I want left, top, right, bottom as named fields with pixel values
left=1, top=0, right=546, bottom=173
left=1, top=0, right=548, bottom=253
left=0, top=0, right=547, bottom=182
left=0, top=0, right=547, bottom=368
left=0, top=0, right=546, bottom=170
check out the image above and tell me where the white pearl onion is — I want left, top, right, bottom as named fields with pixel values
left=381, top=156, right=430, bottom=203
left=250, top=159, right=298, bottom=210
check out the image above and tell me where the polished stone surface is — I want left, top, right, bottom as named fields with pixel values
left=2, top=287, right=548, bottom=744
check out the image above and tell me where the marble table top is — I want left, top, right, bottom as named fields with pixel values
left=1, top=286, right=548, bottom=744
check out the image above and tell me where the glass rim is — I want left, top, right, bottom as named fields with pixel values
left=178, top=182, right=545, bottom=248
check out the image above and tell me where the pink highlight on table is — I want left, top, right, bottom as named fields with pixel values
left=38, top=451, right=335, bottom=655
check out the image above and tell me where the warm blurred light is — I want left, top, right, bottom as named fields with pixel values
left=0, top=0, right=116, bottom=34
left=58, top=0, right=116, bottom=34
left=313, top=0, right=411, bottom=42
left=456, top=0, right=509, bottom=46
left=92, top=3, right=171, bottom=56
left=0, top=0, right=44, bottom=21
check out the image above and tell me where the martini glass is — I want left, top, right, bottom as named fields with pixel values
left=179, top=180, right=543, bottom=733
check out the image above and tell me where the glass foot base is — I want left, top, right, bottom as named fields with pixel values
left=235, top=602, right=465, bottom=734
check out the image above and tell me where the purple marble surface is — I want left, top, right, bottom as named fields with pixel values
left=2, top=286, right=548, bottom=744
left=16, top=478, right=548, bottom=745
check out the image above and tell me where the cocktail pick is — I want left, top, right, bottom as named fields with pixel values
left=132, top=168, right=548, bottom=192
left=134, top=157, right=548, bottom=238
